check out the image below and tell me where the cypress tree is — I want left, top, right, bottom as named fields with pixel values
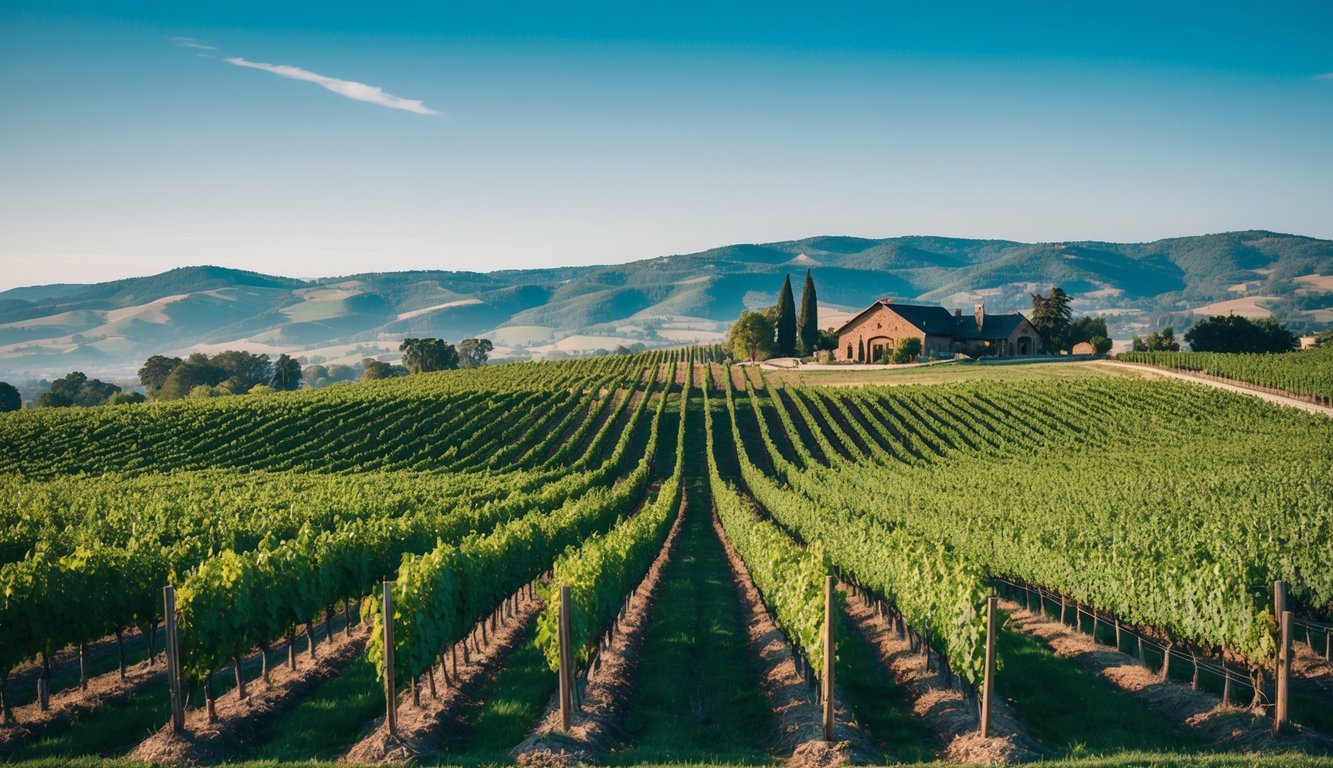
left=775, top=274, right=797, bottom=357
left=857, top=337, right=865, bottom=362
left=796, top=269, right=818, bottom=356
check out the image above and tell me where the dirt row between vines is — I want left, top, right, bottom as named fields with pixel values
left=999, top=599, right=1333, bottom=753
left=712, top=510, right=879, bottom=768
left=840, top=587, right=1036, bottom=764
left=0, top=653, right=163, bottom=748
left=347, top=581, right=546, bottom=764
left=129, top=624, right=370, bottom=765
left=513, top=492, right=689, bottom=766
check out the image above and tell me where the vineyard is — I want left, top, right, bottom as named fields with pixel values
left=1, top=350, right=1331, bottom=767
left=1119, top=346, right=1333, bottom=404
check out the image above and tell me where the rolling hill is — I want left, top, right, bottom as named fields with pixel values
left=1, top=230, right=1329, bottom=379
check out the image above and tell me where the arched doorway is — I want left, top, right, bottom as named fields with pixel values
left=867, top=336, right=893, bottom=363
left=1017, top=336, right=1032, bottom=355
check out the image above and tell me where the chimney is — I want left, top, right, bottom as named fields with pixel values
left=954, top=308, right=962, bottom=317
left=975, top=303, right=985, bottom=331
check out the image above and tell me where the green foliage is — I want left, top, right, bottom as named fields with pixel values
left=726, top=309, right=776, bottom=362
left=1185, top=315, right=1298, bottom=353
left=1068, top=316, right=1109, bottom=348
left=775, top=274, right=797, bottom=357
left=271, top=353, right=302, bottom=390
left=1121, top=346, right=1333, bottom=402
left=796, top=270, right=818, bottom=357
left=137, top=355, right=182, bottom=395
left=891, top=337, right=922, bottom=364
left=1089, top=335, right=1113, bottom=354
left=36, top=372, right=121, bottom=408
left=0, top=381, right=20, bottom=412
left=1031, top=287, right=1073, bottom=352
left=1315, top=328, right=1333, bottom=348
left=210, top=350, right=274, bottom=389
left=457, top=338, right=494, bottom=368
left=1132, top=327, right=1181, bottom=352
left=359, top=358, right=397, bottom=380
left=399, top=337, right=459, bottom=373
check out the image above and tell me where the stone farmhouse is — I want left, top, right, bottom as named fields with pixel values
left=833, top=300, right=1039, bottom=362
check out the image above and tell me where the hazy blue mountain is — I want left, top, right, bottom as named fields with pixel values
left=1, top=230, right=1328, bottom=378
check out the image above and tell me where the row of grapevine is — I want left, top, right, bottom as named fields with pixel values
left=536, top=362, right=692, bottom=671
left=363, top=364, right=676, bottom=691
left=701, top=373, right=830, bottom=674
left=738, top=372, right=1333, bottom=666
left=1120, top=347, right=1333, bottom=403
left=727, top=375, right=989, bottom=683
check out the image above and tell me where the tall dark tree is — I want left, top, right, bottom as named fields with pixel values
left=457, top=338, right=494, bottom=368
left=1067, top=316, right=1108, bottom=347
left=857, top=337, right=865, bottom=362
left=271, top=354, right=302, bottom=390
left=138, top=355, right=182, bottom=396
left=796, top=270, right=819, bottom=357
left=1030, top=287, right=1073, bottom=352
left=775, top=274, right=797, bottom=357
left=0, top=381, right=20, bottom=412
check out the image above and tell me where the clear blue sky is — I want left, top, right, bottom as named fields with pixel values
left=2, top=1, right=1331, bottom=290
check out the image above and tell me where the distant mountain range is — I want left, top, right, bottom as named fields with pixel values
left=1, top=230, right=1329, bottom=379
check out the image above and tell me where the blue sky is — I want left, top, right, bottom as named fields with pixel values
left=1, top=1, right=1331, bottom=289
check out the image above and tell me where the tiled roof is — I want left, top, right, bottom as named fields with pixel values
left=835, top=300, right=1029, bottom=341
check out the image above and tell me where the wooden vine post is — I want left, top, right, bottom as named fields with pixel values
left=382, top=581, right=399, bottom=739
left=163, top=585, right=185, bottom=734
left=558, top=586, right=574, bottom=731
left=822, top=575, right=835, bottom=742
left=980, top=595, right=998, bottom=738
left=1276, top=610, right=1292, bottom=733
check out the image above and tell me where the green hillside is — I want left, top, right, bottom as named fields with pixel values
left=0, top=231, right=1329, bottom=378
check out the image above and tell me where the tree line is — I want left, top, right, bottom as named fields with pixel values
left=0, top=336, right=495, bottom=411
left=727, top=271, right=832, bottom=362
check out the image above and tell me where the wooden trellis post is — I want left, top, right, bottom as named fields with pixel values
left=163, top=585, right=185, bottom=734
left=558, top=586, right=574, bottom=731
left=1275, top=610, right=1292, bottom=733
left=382, top=581, right=398, bottom=738
left=980, top=595, right=998, bottom=738
left=822, top=576, right=835, bottom=742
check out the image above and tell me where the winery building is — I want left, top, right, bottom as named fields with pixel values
left=834, top=301, right=1039, bottom=362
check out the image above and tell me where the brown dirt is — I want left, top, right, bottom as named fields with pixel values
left=711, top=510, right=879, bottom=767
left=0, top=655, right=164, bottom=748
left=1000, top=599, right=1333, bottom=753
left=842, top=588, right=1035, bottom=764
left=2, top=626, right=158, bottom=709
left=512, top=492, right=687, bottom=766
left=342, top=581, right=545, bottom=764
left=127, top=624, right=370, bottom=765
left=1293, top=640, right=1332, bottom=695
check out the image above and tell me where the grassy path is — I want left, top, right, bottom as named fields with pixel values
left=997, top=612, right=1208, bottom=759
left=240, top=654, right=383, bottom=761
left=612, top=402, right=773, bottom=765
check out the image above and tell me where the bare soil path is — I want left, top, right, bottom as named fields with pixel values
left=840, top=587, right=1036, bottom=764
left=343, top=582, right=545, bottom=764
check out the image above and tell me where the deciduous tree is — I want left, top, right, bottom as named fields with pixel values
left=457, top=338, right=494, bottom=368
left=271, top=354, right=302, bottom=390
left=399, top=338, right=459, bottom=373
left=138, top=355, right=182, bottom=396
left=727, top=310, right=777, bottom=362
left=1185, top=315, right=1298, bottom=353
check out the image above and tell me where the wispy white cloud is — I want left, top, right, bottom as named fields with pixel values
left=170, top=36, right=216, bottom=51
left=224, top=57, right=440, bottom=115
left=1316, top=72, right=1333, bottom=80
